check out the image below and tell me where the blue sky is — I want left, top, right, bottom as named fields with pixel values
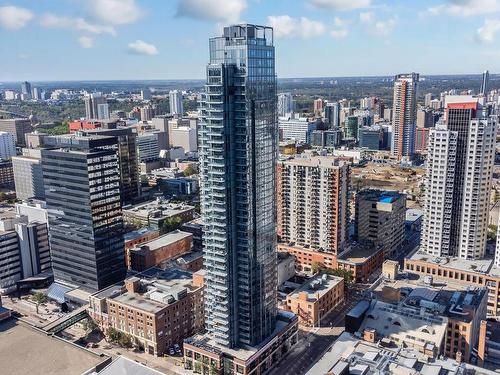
left=0, top=0, right=499, bottom=81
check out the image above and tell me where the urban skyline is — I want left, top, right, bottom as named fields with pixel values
left=2, top=7, right=500, bottom=375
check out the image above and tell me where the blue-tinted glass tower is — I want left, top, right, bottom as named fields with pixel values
left=199, top=24, right=277, bottom=348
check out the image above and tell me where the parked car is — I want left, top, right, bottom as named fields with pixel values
left=174, top=344, right=181, bottom=354
left=168, top=347, right=175, bottom=356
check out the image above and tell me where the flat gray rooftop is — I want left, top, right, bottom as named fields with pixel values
left=0, top=319, right=109, bottom=375
left=133, top=230, right=192, bottom=252
left=97, top=356, right=163, bottom=375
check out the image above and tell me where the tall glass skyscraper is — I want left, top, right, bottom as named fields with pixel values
left=199, top=24, right=277, bottom=348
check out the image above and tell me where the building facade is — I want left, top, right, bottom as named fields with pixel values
left=277, top=92, right=293, bottom=117
left=0, top=131, right=16, bottom=159
left=198, top=23, right=278, bottom=348
left=391, top=73, right=419, bottom=160
left=169, top=90, right=183, bottom=116
left=83, top=128, right=140, bottom=205
left=0, top=118, right=32, bottom=145
left=12, top=150, right=45, bottom=201
left=42, top=135, right=125, bottom=291
left=354, top=189, right=406, bottom=258
left=422, top=97, right=497, bottom=260
left=277, top=156, right=350, bottom=255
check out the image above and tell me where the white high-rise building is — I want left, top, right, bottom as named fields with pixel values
left=0, top=132, right=16, bottom=159
left=278, top=92, right=293, bottom=117
left=97, top=103, right=110, bottom=120
left=423, top=97, right=497, bottom=260
left=84, top=92, right=107, bottom=119
left=424, top=93, right=433, bottom=107
left=459, top=117, right=496, bottom=259
left=169, top=90, right=183, bottom=115
left=422, top=125, right=458, bottom=257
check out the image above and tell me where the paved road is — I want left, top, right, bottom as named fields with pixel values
left=269, top=291, right=362, bottom=375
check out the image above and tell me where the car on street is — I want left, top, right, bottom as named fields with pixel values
left=174, top=344, right=181, bottom=355
left=168, top=347, right=175, bottom=356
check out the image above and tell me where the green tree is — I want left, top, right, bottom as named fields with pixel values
left=82, top=318, right=99, bottom=334
left=106, top=327, right=121, bottom=342
left=210, top=364, right=219, bottom=375
left=140, top=175, right=150, bottom=186
left=118, top=333, right=133, bottom=348
left=183, top=166, right=197, bottom=177
left=160, top=216, right=183, bottom=234
left=32, top=292, right=48, bottom=314
left=322, top=268, right=353, bottom=284
left=311, top=261, right=323, bottom=274
left=194, top=361, right=202, bottom=374
left=39, top=121, right=69, bottom=136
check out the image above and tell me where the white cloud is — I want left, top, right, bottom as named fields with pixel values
left=374, top=18, right=396, bottom=36
left=40, top=13, right=116, bottom=35
left=330, top=29, right=348, bottom=39
left=0, top=6, right=33, bottom=30
left=334, top=17, right=347, bottom=27
left=177, top=0, right=246, bottom=23
left=128, top=40, right=158, bottom=55
left=358, top=11, right=396, bottom=37
left=78, top=36, right=94, bottom=48
left=89, top=0, right=142, bottom=25
left=267, top=15, right=325, bottom=39
left=476, top=18, right=500, bottom=43
left=308, top=0, right=371, bottom=11
left=359, top=11, right=374, bottom=23
left=428, top=0, right=500, bottom=17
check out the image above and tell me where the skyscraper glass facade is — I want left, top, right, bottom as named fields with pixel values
left=199, top=24, right=277, bottom=348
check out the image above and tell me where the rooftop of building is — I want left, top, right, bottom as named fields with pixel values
left=95, top=356, right=163, bottom=375
left=129, top=230, right=192, bottom=253
left=337, top=243, right=382, bottom=264
left=123, top=198, right=195, bottom=219
left=306, top=331, right=496, bottom=375
left=0, top=319, right=110, bottom=375
left=185, top=310, right=297, bottom=362
left=359, top=299, right=448, bottom=352
left=374, top=276, right=486, bottom=323
left=409, top=251, right=498, bottom=276
left=406, top=208, right=424, bottom=222
left=107, top=268, right=197, bottom=314
left=288, top=274, right=344, bottom=302
left=174, top=250, right=203, bottom=264
left=279, top=154, right=349, bottom=168
left=123, top=227, right=159, bottom=242
left=356, top=189, right=405, bottom=203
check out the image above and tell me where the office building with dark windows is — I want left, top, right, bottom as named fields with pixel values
left=41, top=134, right=126, bottom=291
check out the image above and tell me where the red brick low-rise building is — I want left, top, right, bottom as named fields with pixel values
left=126, top=230, right=192, bottom=271
left=88, top=268, right=204, bottom=356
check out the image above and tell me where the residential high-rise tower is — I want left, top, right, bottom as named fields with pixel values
left=199, top=24, right=278, bottom=348
left=480, top=70, right=489, bottom=96
left=84, top=92, right=107, bottom=120
left=391, top=73, right=419, bottom=160
left=422, top=97, right=497, bottom=260
left=277, top=92, right=293, bottom=117
left=169, top=90, right=183, bottom=116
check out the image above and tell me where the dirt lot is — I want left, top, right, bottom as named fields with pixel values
left=351, top=163, right=425, bottom=208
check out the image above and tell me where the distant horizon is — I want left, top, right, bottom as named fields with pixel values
left=0, top=72, right=496, bottom=86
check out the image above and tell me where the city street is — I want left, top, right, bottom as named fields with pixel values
left=269, top=287, right=363, bottom=375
